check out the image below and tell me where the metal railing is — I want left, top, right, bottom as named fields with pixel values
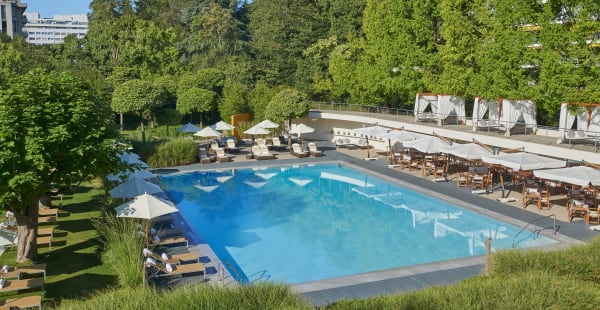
left=512, top=214, right=557, bottom=248
left=219, top=259, right=244, bottom=286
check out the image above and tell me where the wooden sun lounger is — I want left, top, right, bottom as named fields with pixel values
left=38, top=208, right=59, bottom=217
left=37, top=227, right=54, bottom=237
left=36, top=236, right=53, bottom=249
left=0, top=295, right=42, bottom=310
left=147, top=261, right=206, bottom=280
left=1, top=263, right=47, bottom=280
left=37, top=216, right=57, bottom=224
left=0, top=277, right=44, bottom=293
left=151, top=236, right=188, bottom=247
left=146, top=250, right=200, bottom=265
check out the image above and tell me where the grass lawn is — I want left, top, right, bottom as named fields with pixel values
left=0, top=179, right=117, bottom=305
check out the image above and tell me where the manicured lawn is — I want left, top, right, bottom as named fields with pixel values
left=0, top=179, right=116, bottom=305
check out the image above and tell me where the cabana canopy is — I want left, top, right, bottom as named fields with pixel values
left=557, top=103, right=600, bottom=143
left=414, top=93, right=466, bottom=125
left=472, top=97, right=502, bottom=132
left=500, top=99, right=537, bottom=136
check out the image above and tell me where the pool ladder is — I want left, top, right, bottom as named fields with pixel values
left=512, top=214, right=557, bottom=248
left=218, top=259, right=244, bottom=286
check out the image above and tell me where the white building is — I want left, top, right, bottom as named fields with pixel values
left=23, top=12, right=87, bottom=44
left=0, top=0, right=27, bottom=38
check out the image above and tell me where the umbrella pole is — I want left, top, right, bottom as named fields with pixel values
left=367, top=137, right=370, bottom=158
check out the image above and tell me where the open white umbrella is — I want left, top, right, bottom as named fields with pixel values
left=114, top=193, right=179, bottom=247
left=244, top=125, right=270, bottom=135
left=403, top=136, right=452, bottom=154
left=177, top=122, right=201, bottom=133
left=533, top=166, right=600, bottom=188
left=289, top=123, right=315, bottom=149
left=352, top=125, right=389, bottom=158
left=214, top=120, right=235, bottom=131
left=440, top=143, right=494, bottom=161
left=194, top=126, right=221, bottom=138
left=107, top=169, right=154, bottom=182
left=109, top=178, right=163, bottom=199
left=481, top=152, right=565, bottom=171
left=256, top=119, right=280, bottom=129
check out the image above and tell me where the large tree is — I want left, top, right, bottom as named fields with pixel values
left=264, top=88, right=310, bottom=146
left=0, top=70, right=118, bottom=262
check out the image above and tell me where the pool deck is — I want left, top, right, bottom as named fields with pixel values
left=152, top=142, right=599, bottom=307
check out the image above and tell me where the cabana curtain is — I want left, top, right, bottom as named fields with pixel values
left=500, top=99, right=537, bottom=136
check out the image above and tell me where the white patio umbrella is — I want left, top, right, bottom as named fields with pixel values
left=256, top=119, right=280, bottom=129
left=481, top=152, right=565, bottom=171
left=440, top=143, right=494, bottom=161
left=533, top=166, right=600, bottom=188
left=109, top=178, right=163, bottom=199
left=114, top=193, right=179, bottom=247
left=194, top=126, right=222, bottom=138
left=289, top=123, right=315, bottom=149
left=244, top=124, right=270, bottom=144
left=177, top=122, right=201, bottom=133
left=214, top=120, right=235, bottom=131
left=403, top=136, right=452, bottom=154
left=352, top=124, right=390, bottom=158
left=107, top=169, right=154, bottom=182
left=379, top=130, right=420, bottom=153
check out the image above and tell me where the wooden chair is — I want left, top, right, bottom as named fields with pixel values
left=471, top=174, right=485, bottom=190
left=1, top=263, right=47, bottom=280
left=0, top=277, right=44, bottom=293
left=567, top=198, right=588, bottom=223
left=456, top=172, right=469, bottom=188
left=522, top=187, right=540, bottom=209
left=538, top=189, right=551, bottom=210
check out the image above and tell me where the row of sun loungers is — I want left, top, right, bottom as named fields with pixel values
left=0, top=263, right=45, bottom=309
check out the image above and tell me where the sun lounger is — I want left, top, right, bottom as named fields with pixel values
left=0, top=295, right=42, bottom=310
left=225, top=139, right=240, bottom=153
left=36, top=236, right=53, bottom=249
left=271, top=138, right=287, bottom=151
left=145, top=258, right=205, bottom=280
left=308, top=142, right=323, bottom=157
left=0, top=277, right=44, bottom=293
left=37, top=227, right=54, bottom=237
left=152, top=228, right=182, bottom=238
left=143, top=248, right=200, bottom=265
left=38, top=208, right=59, bottom=217
left=251, top=145, right=274, bottom=160
left=151, top=235, right=189, bottom=247
left=37, top=216, right=57, bottom=225
left=216, top=148, right=234, bottom=163
left=291, top=143, right=309, bottom=158
left=1, top=263, right=47, bottom=280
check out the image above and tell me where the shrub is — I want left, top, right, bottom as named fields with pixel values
left=92, top=213, right=145, bottom=288
left=147, top=138, right=198, bottom=167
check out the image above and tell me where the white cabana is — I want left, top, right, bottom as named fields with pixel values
left=500, top=99, right=537, bottom=136
left=472, top=97, right=502, bottom=132
left=557, top=103, right=600, bottom=143
left=414, top=93, right=466, bottom=125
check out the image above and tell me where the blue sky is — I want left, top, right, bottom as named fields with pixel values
left=24, top=0, right=90, bottom=18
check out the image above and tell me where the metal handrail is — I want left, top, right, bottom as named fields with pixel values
left=221, top=259, right=244, bottom=285
left=512, top=214, right=556, bottom=248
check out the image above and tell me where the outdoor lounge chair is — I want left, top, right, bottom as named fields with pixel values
left=1, top=263, right=47, bottom=280
left=307, top=142, right=323, bottom=157
left=0, top=295, right=42, bottom=310
left=0, top=277, right=44, bottom=293
left=36, top=236, right=53, bottom=249
left=38, top=208, right=59, bottom=217
left=143, top=248, right=200, bottom=265
left=37, top=226, right=54, bottom=237
left=37, top=216, right=57, bottom=225
left=225, top=139, right=240, bottom=153
left=216, top=148, right=234, bottom=163
left=145, top=258, right=206, bottom=281
left=291, top=143, right=309, bottom=158
left=271, top=138, right=287, bottom=151
left=252, top=145, right=274, bottom=160
left=151, top=235, right=189, bottom=247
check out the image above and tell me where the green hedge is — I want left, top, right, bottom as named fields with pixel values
left=147, top=138, right=199, bottom=168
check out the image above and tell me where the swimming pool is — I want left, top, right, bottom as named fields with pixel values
left=160, top=163, right=556, bottom=284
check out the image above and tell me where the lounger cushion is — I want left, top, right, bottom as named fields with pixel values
left=0, top=278, right=5, bottom=288
left=162, top=253, right=169, bottom=261
left=146, top=258, right=157, bottom=266
left=166, top=263, right=173, bottom=272
left=143, top=248, right=153, bottom=257
left=1, top=265, right=8, bottom=273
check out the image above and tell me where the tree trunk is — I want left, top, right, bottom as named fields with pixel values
left=288, top=118, right=292, bottom=148
left=199, top=113, right=203, bottom=128
left=119, top=113, right=124, bottom=131
left=141, top=120, right=146, bottom=143
left=15, top=196, right=40, bottom=263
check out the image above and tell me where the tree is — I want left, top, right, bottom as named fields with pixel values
left=111, top=79, right=168, bottom=142
left=219, top=80, right=248, bottom=121
left=264, top=88, right=310, bottom=146
left=155, top=108, right=182, bottom=136
left=0, top=70, right=118, bottom=262
left=176, top=87, right=217, bottom=127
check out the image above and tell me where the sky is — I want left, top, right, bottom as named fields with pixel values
left=23, top=0, right=91, bottom=18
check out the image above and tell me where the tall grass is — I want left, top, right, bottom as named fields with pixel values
left=56, top=282, right=310, bottom=310
left=147, top=138, right=199, bottom=167
left=92, top=213, right=144, bottom=288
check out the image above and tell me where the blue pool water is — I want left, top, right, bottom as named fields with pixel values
left=160, top=163, right=556, bottom=284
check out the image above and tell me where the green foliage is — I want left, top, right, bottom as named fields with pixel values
left=219, top=80, right=248, bottom=120
left=111, top=79, right=168, bottom=120
left=247, top=82, right=281, bottom=121
left=176, top=87, right=217, bottom=118
left=0, top=70, right=118, bottom=211
left=147, top=138, right=199, bottom=167
left=155, top=108, right=182, bottom=137
left=264, top=88, right=310, bottom=125
left=57, top=282, right=310, bottom=309
left=92, top=213, right=144, bottom=288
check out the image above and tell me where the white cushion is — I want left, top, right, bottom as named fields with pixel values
left=146, top=258, right=157, bottom=266
left=161, top=253, right=169, bottom=261
left=165, top=263, right=173, bottom=273
left=0, top=278, right=4, bottom=288
left=154, top=235, right=160, bottom=243
left=142, top=248, right=153, bottom=257
left=1, top=265, right=8, bottom=273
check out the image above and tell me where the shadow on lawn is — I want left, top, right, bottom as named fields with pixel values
left=56, top=218, right=98, bottom=234
left=46, top=273, right=118, bottom=300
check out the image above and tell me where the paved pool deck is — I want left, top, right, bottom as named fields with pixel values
left=152, top=142, right=599, bottom=307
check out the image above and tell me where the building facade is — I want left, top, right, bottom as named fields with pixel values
left=23, top=12, right=88, bottom=45
left=0, top=0, right=27, bottom=38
